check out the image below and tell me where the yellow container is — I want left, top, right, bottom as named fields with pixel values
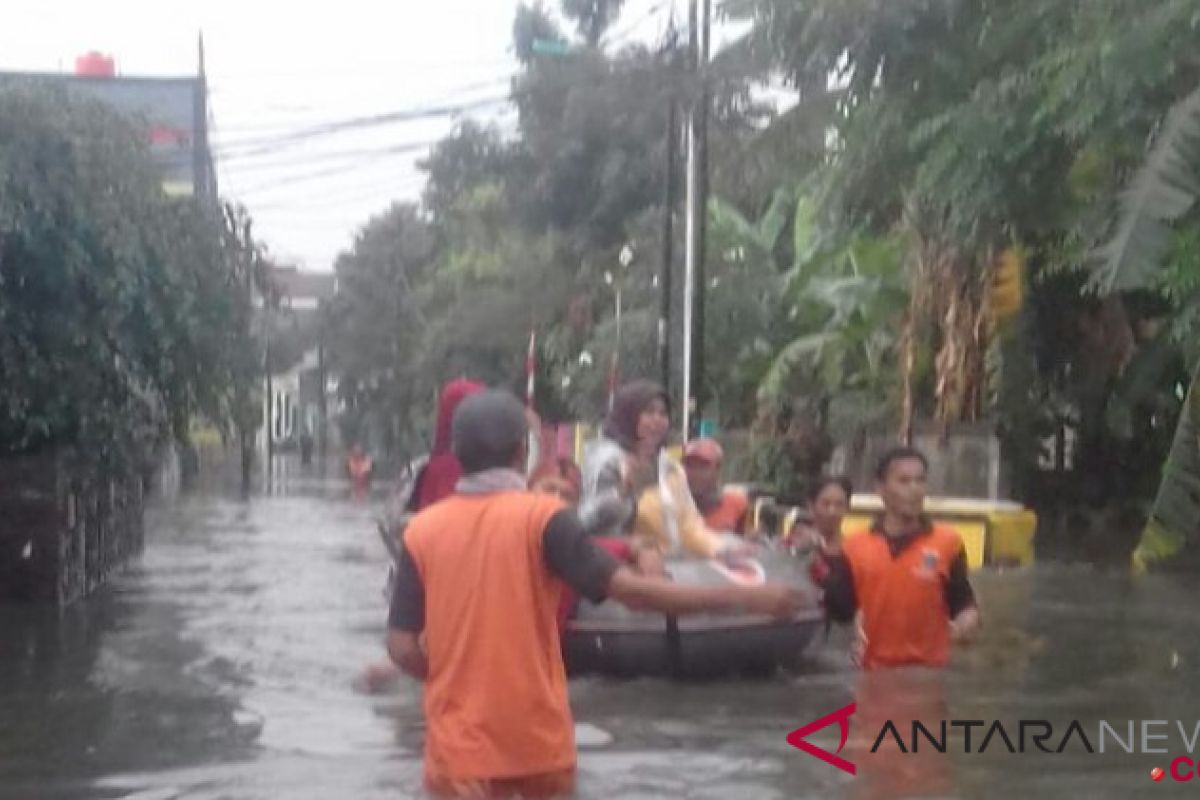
left=841, top=494, right=1036, bottom=570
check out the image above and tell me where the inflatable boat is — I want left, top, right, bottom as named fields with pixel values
left=562, top=548, right=824, bottom=679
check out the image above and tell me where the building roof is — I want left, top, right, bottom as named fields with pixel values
left=271, top=267, right=337, bottom=305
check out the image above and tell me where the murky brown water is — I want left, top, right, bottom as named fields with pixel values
left=3, top=469, right=1199, bottom=798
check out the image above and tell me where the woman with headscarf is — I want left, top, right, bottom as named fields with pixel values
left=412, top=379, right=488, bottom=510
left=579, top=380, right=744, bottom=561
left=363, top=378, right=485, bottom=694
left=528, top=456, right=666, bottom=631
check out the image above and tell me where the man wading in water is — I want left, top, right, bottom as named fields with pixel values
left=823, top=446, right=980, bottom=668
left=387, top=390, right=803, bottom=798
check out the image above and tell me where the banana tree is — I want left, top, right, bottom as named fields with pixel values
left=1134, top=367, right=1200, bottom=570
left=1089, top=85, right=1200, bottom=568
left=746, top=219, right=906, bottom=497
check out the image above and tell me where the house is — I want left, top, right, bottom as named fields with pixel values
left=260, top=266, right=338, bottom=457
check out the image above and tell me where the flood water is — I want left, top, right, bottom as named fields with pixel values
left=3, top=468, right=1199, bottom=799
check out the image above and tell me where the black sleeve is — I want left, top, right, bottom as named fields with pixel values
left=387, top=544, right=425, bottom=632
left=822, top=553, right=858, bottom=623
left=542, top=510, right=622, bottom=603
left=944, top=547, right=977, bottom=618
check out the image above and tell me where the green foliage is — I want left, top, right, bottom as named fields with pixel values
left=326, top=203, right=439, bottom=455
left=0, top=85, right=267, bottom=465
left=560, top=0, right=624, bottom=46
left=327, top=0, right=1200, bottom=539
left=1134, top=366, right=1200, bottom=569
left=1093, top=86, right=1200, bottom=294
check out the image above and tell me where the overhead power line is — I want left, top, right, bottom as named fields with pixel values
left=214, top=95, right=512, bottom=158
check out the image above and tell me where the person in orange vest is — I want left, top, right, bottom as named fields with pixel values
left=682, top=438, right=750, bottom=535
left=346, top=444, right=374, bottom=499
left=387, top=390, right=803, bottom=798
left=823, top=447, right=980, bottom=669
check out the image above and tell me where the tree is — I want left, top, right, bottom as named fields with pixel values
left=1134, top=366, right=1200, bottom=571
left=560, top=0, right=625, bottom=47
left=1093, top=82, right=1200, bottom=568
left=215, top=203, right=275, bottom=490
left=326, top=203, right=438, bottom=458
left=0, top=85, right=268, bottom=476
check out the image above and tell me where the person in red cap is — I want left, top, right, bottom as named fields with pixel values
left=682, top=438, right=749, bottom=536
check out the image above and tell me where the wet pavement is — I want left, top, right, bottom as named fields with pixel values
left=3, top=468, right=1200, bottom=799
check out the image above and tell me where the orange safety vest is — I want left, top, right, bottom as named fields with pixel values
left=700, top=489, right=748, bottom=534
left=404, top=491, right=575, bottom=784
left=842, top=524, right=964, bottom=669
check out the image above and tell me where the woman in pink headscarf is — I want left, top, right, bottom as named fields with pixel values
left=410, top=379, right=487, bottom=510
left=360, top=379, right=484, bottom=694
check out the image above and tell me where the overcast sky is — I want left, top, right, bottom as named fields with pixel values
left=0, top=0, right=688, bottom=272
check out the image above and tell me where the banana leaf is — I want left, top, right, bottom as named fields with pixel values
left=1133, top=365, right=1200, bottom=571
left=1092, top=85, right=1200, bottom=294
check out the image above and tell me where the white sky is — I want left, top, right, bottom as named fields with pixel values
left=0, top=0, right=693, bottom=272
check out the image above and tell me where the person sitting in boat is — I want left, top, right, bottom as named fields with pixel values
left=786, top=475, right=853, bottom=586
left=823, top=447, right=981, bottom=669
left=528, top=458, right=583, bottom=505
left=530, top=457, right=666, bottom=632
left=579, top=380, right=745, bottom=563
left=682, top=438, right=749, bottom=535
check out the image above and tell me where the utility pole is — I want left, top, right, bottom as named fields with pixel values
left=681, top=0, right=710, bottom=441
left=195, top=33, right=214, bottom=204
left=659, top=24, right=679, bottom=398
left=695, top=0, right=711, bottom=436
left=265, top=317, right=274, bottom=467
left=317, top=320, right=328, bottom=463
left=659, top=97, right=676, bottom=396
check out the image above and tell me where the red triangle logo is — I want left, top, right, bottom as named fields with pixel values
left=786, top=703, right=857, bottom=776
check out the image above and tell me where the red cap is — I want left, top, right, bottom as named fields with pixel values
left=683, top=438, right=723, bottom=465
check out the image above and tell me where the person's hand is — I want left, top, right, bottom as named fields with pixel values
left=634, top=546, right=667, bottom=578
left=356, top=662, right=401, bottom=694
left=850, top=626, right=868, bottom=667
left=741, top=583, right=805, bottom=619
left=950, top=608, right=981, bottom=644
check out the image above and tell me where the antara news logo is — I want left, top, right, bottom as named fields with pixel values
left=787, top=703, right=1200, bottom=783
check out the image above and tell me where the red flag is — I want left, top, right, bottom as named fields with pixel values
left=525, top=329, right=537, bottom=408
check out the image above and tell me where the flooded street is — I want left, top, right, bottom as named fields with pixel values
left=3, top=472, right=1200, bottom=799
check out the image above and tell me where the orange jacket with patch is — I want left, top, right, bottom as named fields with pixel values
left=842, top=524, right=965, bottom=669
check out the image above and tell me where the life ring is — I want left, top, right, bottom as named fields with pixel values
left=707, top=556, right=767, bottom=586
